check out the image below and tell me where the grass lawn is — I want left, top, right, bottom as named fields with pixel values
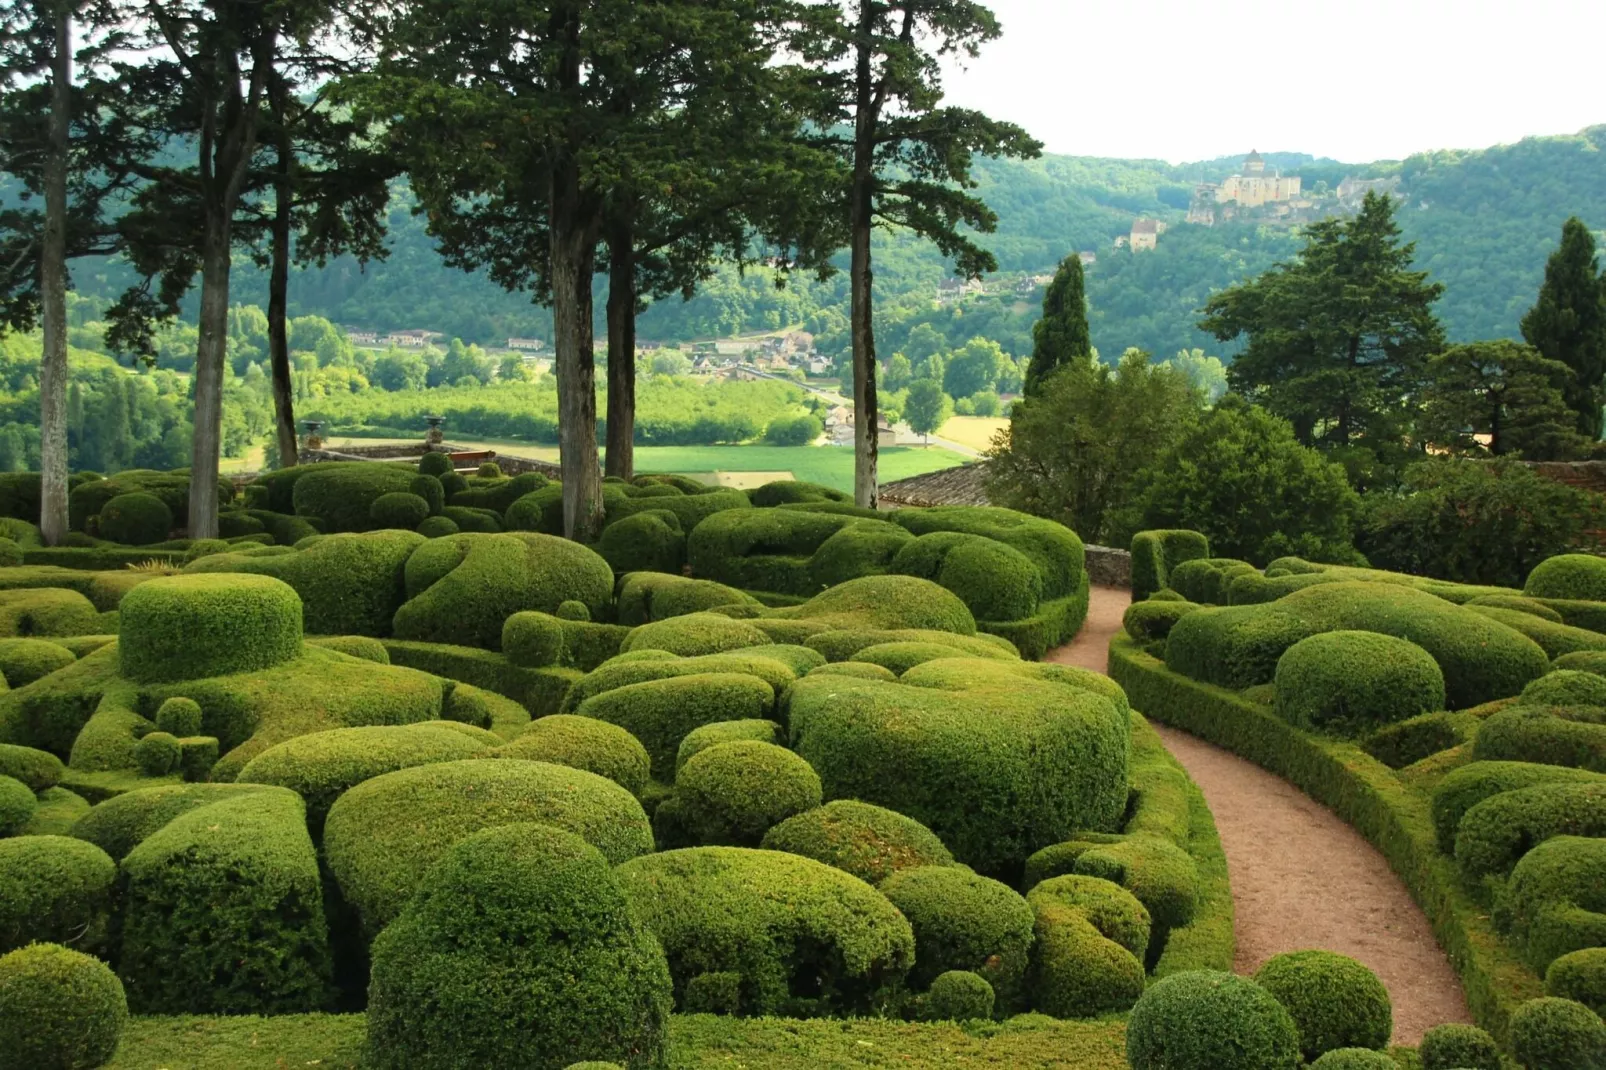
left=937, top=415, right=1008, bottom=452
left=323, top=438, right=971, bottom=495
left=109, top=1013, right=1130, bottom=1070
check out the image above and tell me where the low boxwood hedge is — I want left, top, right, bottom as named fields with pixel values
left=880, top=865, right=1035, bottom=1012
left=572, top=671, right=777, bottom=777
left=760, top=799, right=955, bottom=885
left=1130, top=529, right=1210, bottom=602
left=1547, top=948, right=1606, bottom=1017
left=666, top=740, right=822, bottom=847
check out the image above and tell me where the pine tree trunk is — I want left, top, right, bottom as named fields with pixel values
left=37, top=10, right=71, bottom=546
left=549, top=176, right=603, bottom=541
left=267, top=83, right=298, bottom=468
left=189, top=221, right=232, bottom=539
left=849, top=22, right=880, bottom=510
left=605, top=223, right=636, bottom=481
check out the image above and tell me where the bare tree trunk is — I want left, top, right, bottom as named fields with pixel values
left=550, top=185, right=603, bottom=540
left=849, top=13, right=880, bottom=509
left=188, top=221, right=231, bottom=539
left=267, top=78, right=298, bottom=468
left=38, top=9, right=71, bottom=546
left=605, top=222, right=636, bottom=481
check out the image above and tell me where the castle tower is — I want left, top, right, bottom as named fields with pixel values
left=1244, top=149, right=1266, bottom=175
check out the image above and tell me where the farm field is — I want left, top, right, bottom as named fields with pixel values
left=936, top=415, right=1009, bottom=452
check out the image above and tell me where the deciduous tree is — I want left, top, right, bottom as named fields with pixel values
left=902, top=377, right=950, bottom=440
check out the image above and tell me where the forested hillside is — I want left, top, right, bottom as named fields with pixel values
left=50, top=126, right=1606, bottom=364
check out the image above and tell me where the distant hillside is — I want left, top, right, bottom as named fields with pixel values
left=47, top=125, right=1606, bottom=363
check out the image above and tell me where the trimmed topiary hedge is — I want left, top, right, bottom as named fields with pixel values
left=1455, top=782, right=1606, bottom=877
left=1307, top=1051, right=1397, bottom=1069
left=0, top=588, right=100, bottom=638
left=880, top=864, right=1035, bottom=1011
left=666, top=740, right=821, bottom=847
left=0, top=942, right=126, bottom=1070
left=677, top=719, right=784, bottom=777
left=1418, top=1022, right=1503, bottom=1070
left=760, top=799, right=955, bottom=885
left=1473, top=707, right=1606, bottom=773
left=1547, top=948, right=1606, bottom=1017
left=95, top=491, right=172, bottom=546
left=1498, top=836, right=1606, bottom=974
left=1252, top=950, right=1392, bottom=1061
left=1131, top=529, right=1211, bottom=602
left=1507, top=996, right=1606, bottom=1070
left=324, top=758, right=654, bottom=936
left=0, top=741, right=65, bottom=790
left=1527, top=555, right=1606, bottom=602
left=0, top=775, right=35, bottom=836
left=924, top=970, right=994, bottom=1021
left=1523, top=670, right=1606, bottom=707
left=1430, top=760, right=1606, bottom=853
left=366, top=823, right=672, bottom=1070
left=1126, top=969, right=1301, bottom=1070
left=615, top=846, right=914, bottom=1017
left=118, top=574, right=303, bottom=683
left=620, top=612, right=771, bottom=658
left=0, top=835, right=116, bottom=955
left=598, top=512, right=686, bottom=576
left=370, top=491, right=431, bottom=531
left=615, top=573, right=757, bottom=627
left=1273, top=630, right=1446, bottom=736
left=498, top=715, right=651, bottom=798
left=574, top=672, right=776, bottom=778
left=291, top=462, right=418, bottom=533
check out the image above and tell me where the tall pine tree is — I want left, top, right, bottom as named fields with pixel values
left=1023, top=254, right=1091, bottom=396
left=1522, top=217, right=1606, bottom=441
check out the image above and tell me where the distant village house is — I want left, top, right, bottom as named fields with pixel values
left=386, top=329, right=444, bottom=348
left=506, top=337, right=545, bottom=352
left=1129, top=218, right=1166, bottom=252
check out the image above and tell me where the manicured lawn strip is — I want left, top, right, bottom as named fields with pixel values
left=1108, top=635, right=1543, bottom=1040
left=110, top=1013, right=1128, bottom=1069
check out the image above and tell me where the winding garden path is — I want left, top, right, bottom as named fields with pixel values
left=1046, top=585, right=1469, bottom=1045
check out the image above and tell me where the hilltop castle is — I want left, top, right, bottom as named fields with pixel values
left=1188, top=151, right=1305, bottom=224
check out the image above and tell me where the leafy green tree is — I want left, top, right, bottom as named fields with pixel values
left=902, top=377, right=951, bottom=440
left=1116, top=397, right=1362, bottom=564
left=988, top=349, right=1197, bottom=543
left=904, top=323, right=945, bottom=362
left=764, top=413, right=822, bottom=446
left=883, top=352, right=912, bottom=391
left=1201, top=191, right=1444, bottom=466
left=1023, top=254, right=1090, bottom=396
left=967, top=389, right=1000, bottom=417
left=1165, top=349, right=1227, bottom=404
left=796, top=0, right=1040, bottom=506
left=943, top=337, right=1008, bottom=399
left=1419, top=340, right=1584, bottom=460
left=372, top=348, right=427, bottom=392
left=1522, top=216, right=1606, bottom=440
left=1359, top=457, right=1604, bottom=587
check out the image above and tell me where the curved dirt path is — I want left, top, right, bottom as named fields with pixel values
left=1047, top=585, right=1469, bottom=1045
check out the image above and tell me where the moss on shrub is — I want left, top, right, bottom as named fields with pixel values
left=615, top=846, right=914, bottom=1017
left=670, top=741, right=821, bottom=847
left=760, top=799, right=954, bottom=885
left=118, top=574, right=303, bottom=683
left=0, top=942, right=126, bottom=1070
left=0, top=835, right=115, bottom=955
left=324, top=758, right=654, bottom=936
left=1418, top=1022, right=1503, bottom=1070
left=1508, top=996, right=1606, bottom=1070
left=1126, top=969, right=1300, bottom=1070
left=498, top=715, right=651, bottom=797
left=366, top=824, right=671, bottom=1070
left=1252, top=949, right=1391, bottom=1061
left=1273, top=630, right=1445, bottom=736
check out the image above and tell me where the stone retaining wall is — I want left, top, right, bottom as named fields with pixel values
left=1084, top=545, right=1132, bottom=588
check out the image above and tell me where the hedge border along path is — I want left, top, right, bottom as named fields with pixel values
left=1048, top=584, right=1471, bottom=1046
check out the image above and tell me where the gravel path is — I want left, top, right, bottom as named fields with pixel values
left=1045, top=585, right=1470, bottom=1045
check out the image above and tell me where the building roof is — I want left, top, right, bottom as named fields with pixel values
left=1245, top=149, right=1263, bottom=163
left=1131, top=218, right=1159, bottom=234
left=878, top=462, right=993, bottom=508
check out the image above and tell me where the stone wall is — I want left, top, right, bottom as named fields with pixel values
left=1084, top=545, right=1132, bottom=588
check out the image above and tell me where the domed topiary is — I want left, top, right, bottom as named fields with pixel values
left=1274, top=631, right=1446, bottom=736
left=477, top=461, right=503, bottom=478
left=0, top=538, right=19, bottom=568
left=1126, top=970, right=1301, bottom=1070
left=370, top=492, right=431, bottom=531
left=1253, top=950, right=1392, bottom=1061
left=0, top=836, right=117, bottom=954
left=417, top=451, right=453, bottom=478
left=155, top=696, right=203, bottom=737
left=0, top=942, right=127, bottom=1070
left=499, top=716, right=651, bottom=798
left=367, top=824, right=671, bottom=1070
left=879, top=865, right=1035, bottom=1010
left=0, top=639, right=76, bottom=687
left=675, top=720, right=785, bottom=778
left=1308, top=1050, right=1397, bottom=1070
left=1418, top=1022, right=1503, bottom=1070
left=760, top=799, right=955, bottom=885
left=502, top=611, right=566, bottom=668
left=557, top=600, right=591, bottom=622
left=118, top=574, right=304, bottom=683
left=134, top=732, right=182, bottom=777
left=672, top=741, right=822, bottom=847
left=925, top=970, right=994, bottom=1021
left=0, top=743, right=64, bottom=792
left=1521, top=669, right=1606, bottom=708
left=1527, top=554, right=1606, bottom=602
left=0, top=776, right=36, bottom=837
left=409, top=474, right=445, bottom=516
left=416, top=515, right=460, bottom=539
left=97, top=491, right=172, bottom=546
left=182, top=538, right=233, bottom=564
left=1508, top=996, right=1606, bottom=1070
left=1548, top=948, right=1606, bottom=1017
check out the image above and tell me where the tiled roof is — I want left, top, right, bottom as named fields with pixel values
left=878, top=463, right=993, bottom=508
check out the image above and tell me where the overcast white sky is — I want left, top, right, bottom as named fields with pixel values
left=940, top=0, right=1606, bottom=164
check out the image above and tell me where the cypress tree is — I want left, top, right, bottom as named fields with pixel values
left=1522, top=217, right=1606, bottom=440
left=1024, top=254, right=1092, bottom=396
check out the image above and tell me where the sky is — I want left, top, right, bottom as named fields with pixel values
left=940, top=0, right=1606, bottom=165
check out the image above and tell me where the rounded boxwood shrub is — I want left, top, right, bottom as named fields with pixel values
left=0, top=775, right=36, bottom=836
left=503, top=611, right=567, bottom=667
left=182, top=537, right=233, bottom=564
left=1026, top=878, right=1147, bottom=1018
left=0, top=836, right=116, bottom=954
left=370, top=491, right=431, bottom=531
left=476, top=461, right=503, bottom=478
left=1528, top=555, right=1606, bottom=602
left=598, top=512, right=686, bottom=576
left=0, top=538, right=19, bottom=568
left=1253, top=950, right=1392, bottom=1060
left=155, top=696, right=203, bottom=737
left=134, top=731, right=182, bottom=776
left=442, top=504, right=501, bottom=532
left=675, top=719, right=784, bottom=778
left=850, top=640, right=1001, bottom=675
left=1474, top=707, right=1606, bottom=774
left=879, top=865, right=1034, bottom=1009
left=0, top=638, right=75, bottom=687
left=416, top=515, right=459, bottom=538
left=558, top=599, right=590, bottom=621
left=1524, top=670, right=1606, bottom=707
left=806, top=661, right=898, bottom=681
left=0, top=942, right=126, bottom=1070
left=1455, top=782, right=1606, bottom=877
left=1274, top=631, right=1445, bottom=736
left=367, top=823, right=671, bottom=1070
left=417, top=452, right=453, bottom=478
left=925, top=970, right=994, bottom=1021
left=1124, top=599, right=1199, bottom=642
left=620, top=612, right=771, bottom=658
left=1418, top=1022, right=1502, bottom=1070
left=324, top=758, right=655, bottom=935
left=1499, top=835, right=1606, bottom=973
left=1126, top=970, right=1301, bottom=1070
left=1308, top=1050, right=1397, bottom=1070
left=1432, top=761, right=1606, bottom=852
left=575, top=671, right=777, bottom=778
left=1508, top=996, right=1606, bottom=1070
left=0, top=743, right=64, bottom=792
left=306, top=635, right=390, bottom=663
left=1549, top=948, right=1606, bottom=1016
left=499, top=716, right=651, bottom=798
left=672, top=741, right=821, bottom=847
left=97, top=491, right=172, bottom=546
left=615, top=847, right=914, bottom=1017
left=760, top=799, right=954, bottom=885
left=889, top=531, right=1043, bottom=622
left=118, top=573, right=303, bottom=683
left=409, top=474, right=445, bottom=516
